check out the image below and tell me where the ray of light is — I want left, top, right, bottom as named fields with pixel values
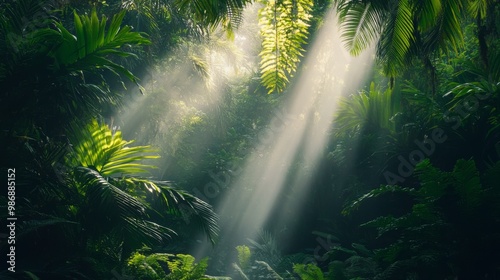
left=193, top=8, right=375, bottom=270
left=112, top=4, right=262, bottom=179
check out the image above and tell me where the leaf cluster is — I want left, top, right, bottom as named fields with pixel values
left=0, top=3, right=149, bottom=135
left=259, top=0, right=313, bottom=93
left=334, top=0, right=468, bottom=80
left=126, top=252, right=212, bottom=280
left=343, top=159, right=500, bottom=279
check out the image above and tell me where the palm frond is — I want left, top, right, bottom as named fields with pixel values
left=67, top=119, right=159, bottom=177
left=49, top=8, right=150, bottom=86
left=259, top=0, right=313, bottom=93
left=17, top=135, right=77, bottom=204
left=0, top=0, right=57, bottom=81
left=121, top=0, right=161, bottom=34
left=335, top=90, right=370, bottom=134
left=122, top=218, right=177, bottom=245
left=75, top=166, right=176, bottom=245
left=335, top=82, right=400, bottom=135
left=129, top=178, right=220, bottom=244
left=68, top=119, right=219, bottom=244
left=451, top=159, right=482, bottom=211
left=161, top=186, right=219, bottom=244
left=174, top=0, right=251, bottom=29
left=401, top=81, right=443, bottom=123
left=414, top=0, right=442, bottom=32
left=468, top=0, right=488, bottom=19
left=444, top=80, right=496, bottom=108
left=76, top=166, right=146, bottom=217
left=0, top=0, right=54, bottom=35
left=247, top=230, right=282, bottom=267
left=413, top=159, right=451, bottom=200
left=377, top=0, right=415, bottom=77
left=435, top=0, right=464, bottom=53
left=337, top=1, right=385, bottom=56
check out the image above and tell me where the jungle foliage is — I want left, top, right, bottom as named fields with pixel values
left=1, top=0, right=500, bottom=279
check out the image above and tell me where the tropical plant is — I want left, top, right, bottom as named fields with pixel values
left=236, top=245, right=252, bottom=270
left=333, top=0, right=466, bottom=89
left=126, top=252, right=218, bottom=280
left=329, top=82, right=405, bottom=183
left=0, top=3, right=150, bottom=136
left=0, top=134, right=90, bottom=278
left=0, top=119, right=219, bottom=278
left=66, top=119, right=219, bottom=249
left=50, top=9, right=149, bottom=83
left=247, top=230, right=282, bottom=268
left=164, top=254, right=210, bottom=280
left=258, top=0, right=314, bottom=93
left=174, top=0, right=252, bottom=31
left=127, top=252, right=172, bottom=280
left=293, top=263, right=325, bottom=280
left=335, top=82, right=400, bottom=135
left=231, top=238, right=317, bottom=279
left=444, top=47, right=500, bottom=108
left=343, top=159, right=500, bottom=279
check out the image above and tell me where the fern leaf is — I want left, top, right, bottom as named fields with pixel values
left=258, top=0, right=313, bottom=93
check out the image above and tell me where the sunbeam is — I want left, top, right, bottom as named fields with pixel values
left=193, top=8, right=374, bottom=270
left=112, top=5, right=262, bottom=180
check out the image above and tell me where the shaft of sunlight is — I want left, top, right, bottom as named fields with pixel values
left=113, top=5, right=261, bottom=179
left=194, top=8, right=374, bottom=268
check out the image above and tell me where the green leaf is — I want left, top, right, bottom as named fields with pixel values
left=49, top=9, right=150, bottom=87
left=338, top=1, right=384, bottom=56
left=378, top=0, right=415, bottom=77
left=258, top=0, right=313, bottom=93
left=67, top=119, right=158, bottom=177
left=293, top=263, right=324, bottom=280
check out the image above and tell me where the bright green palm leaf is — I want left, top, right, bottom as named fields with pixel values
left=68, top=119, right=219, bottom=245
left=378, top=0, right=415, bottom=77
left=259, top=0, right=313, bottom=93
left=336, top=0, right=466, bottom=82
left=68, top=120, right=159, bottom=176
